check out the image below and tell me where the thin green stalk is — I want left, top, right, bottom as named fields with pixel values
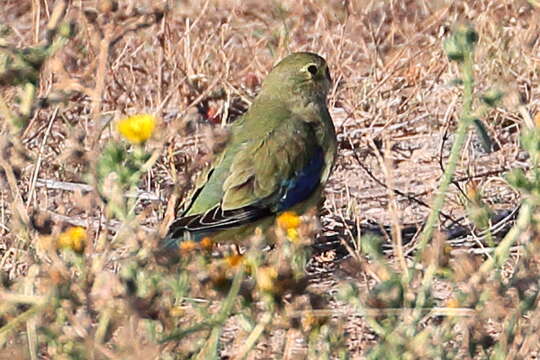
left=195, top=266, right=245, bottom=360
left=159, top=322, right=213, bottom=343
left=412, top=263, right=436, bottom=321
left=479, top=200, right=532, bottom=274
left=417, top=50, right=475, bottom=258
left=0, top=304, right=46, bottom=345
left=235, top=312, right=272, bottom=359
left=95, top=307, right=112, bottom=344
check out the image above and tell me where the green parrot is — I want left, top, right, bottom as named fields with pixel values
left=162, top=52, right=337, bottom=248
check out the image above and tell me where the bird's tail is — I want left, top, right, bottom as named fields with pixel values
left=154, top=222, right=208, bottom=264
left=154, top=226, right=188, bottom=264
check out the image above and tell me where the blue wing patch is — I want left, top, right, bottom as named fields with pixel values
left=277, top=146, right=324, bottom=211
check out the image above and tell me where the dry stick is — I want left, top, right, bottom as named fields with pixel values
left=452, top=167, right=518, bottom=183
left=0, top=291, right=46, bottom=305
left=518, top=104, right=535, bottom=129
left=284, top=307, right=476, bottom=319
left=44, top=210, right=154, bottom=235
left=0, top=141, right=30, bottom=226
left=89, top=28, right=113, bottom=149
left=26, top=106, right=59, bottom=208
left=0, top=189, right=6, bottom=234
left=368, top=136, right=409, bottom=280
left=283, top=329, right=304, bottom=360
left=35, top=179, right=162, bottom=201
left=31, top=0, right=40, bottom=44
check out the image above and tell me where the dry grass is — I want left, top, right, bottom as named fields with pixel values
left=1, top=0, right=540, bottom=358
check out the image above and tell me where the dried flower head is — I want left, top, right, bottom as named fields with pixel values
left=256, top=266, right=278, bottom=292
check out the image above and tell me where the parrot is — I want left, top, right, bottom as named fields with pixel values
left=162, top=52, right=337, bottom=250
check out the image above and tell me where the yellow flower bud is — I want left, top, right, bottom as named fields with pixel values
left=286, top=228, right=299, bottom=242
left=225, top=254, right=243, bottom=268
left=199, top=237, right=214, bottom=251
left=277, top=211, right=301, bottom=230
left=535, top=112, right=540, bottom=128
left=446, top=298, right=460, bottom=308
left=179, top=240, right=197, bottom=254
left=169, top=306, right=185, bottom=317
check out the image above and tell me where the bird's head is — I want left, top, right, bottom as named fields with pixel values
left=259, top=52, right=332, bottom=104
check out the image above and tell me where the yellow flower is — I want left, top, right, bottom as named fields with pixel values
left=199, top=237, right=214, bottom=251
left=169, top=306, right=185, bottom=317
left=535, top=112, right=540, bottom=128
left=301, top=311, right=326, bottom=331
left=277, top=211, right=301, bottom=230
left=256, top=266, right=278, bottom=292
left=225, top=254, right=243, bottom=268
left=286, top=228, right=299, bottom=242
left=57, top=226, right=87, bottom=253
left=117, top=114, right=156, bottom=144
left=466, top=181, right=478, bottom=200
left=179, top=240, right=197, bottom=254
left=446, top=298, right=460, bottom=308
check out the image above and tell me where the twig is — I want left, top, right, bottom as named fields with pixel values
left=36, top=178, right=162, bottom=201
left=26, top=107, right=59, bottom=208
left=44, top=210, right=155, bottom=234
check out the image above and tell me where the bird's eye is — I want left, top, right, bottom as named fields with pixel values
left=307, top=64, right=318, bottom=76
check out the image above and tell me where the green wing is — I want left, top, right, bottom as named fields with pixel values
left=166, top=111, right=322, bottom=239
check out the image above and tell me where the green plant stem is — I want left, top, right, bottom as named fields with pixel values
left=479, top=201, right=532, bottom=274
left=0, top=304, right=46, bottom=345
left=159, top=322, right=213, bottom=343
left=195, top=267, right=245, bottom=360
left=417, top=51, right=475, bottom=258
left=19, top=83, right=36, bottom=119
left=95, top=307, right=112, bottom=344
left=235, top=312, right=272, bottom=359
